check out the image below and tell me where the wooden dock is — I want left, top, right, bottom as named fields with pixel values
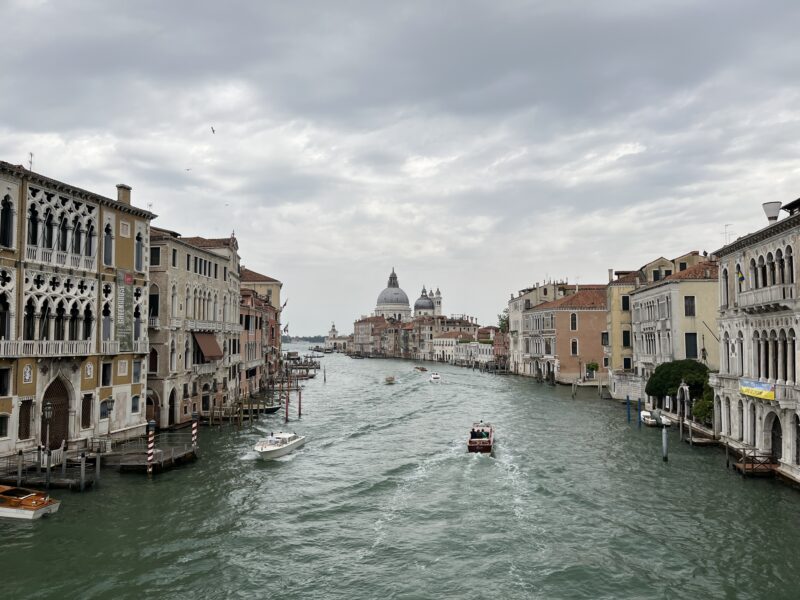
left=732, top=451, right=777, bottom=477
left=118, top=446, right=200, bottom=473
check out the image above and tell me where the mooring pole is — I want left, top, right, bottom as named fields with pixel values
left=298, top=386, right=302, bottom=418
left=662, top=426, right=668, bottom=462
left=45, top=449, right=52, bottom=489
left=324, top=367, right=326, bottom=383
left=637, top=397, right=642, bottom=428
left=147, top=419, right=156, bottom=478
left=192, top=412, right=199, bottom=448
left=626, top=395, right=631, bottom=423
left=80, top=452, right=86, bottom=491
left=17, top=450, right=23, bottom=486
left=285, top=389, right=289, bottom=424
left=95, top=450, right=101, bottom=484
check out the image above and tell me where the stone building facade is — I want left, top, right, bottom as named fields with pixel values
left=0, top=161, right=154, bottom=458
left=710, top=200, right=800, bottom=483
left=146, top=228, right=242, bottom=428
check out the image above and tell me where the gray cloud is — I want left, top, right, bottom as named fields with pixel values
left=3, top=0, right=800, bottom=333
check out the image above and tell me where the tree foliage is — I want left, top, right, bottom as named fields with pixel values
left=644, top=359, right=709, bottom=400
left=498, top=308, right=509, bottom=333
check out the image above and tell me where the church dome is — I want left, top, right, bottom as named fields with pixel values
left=376, top=268, right=409, bottom=306
left=414, top=286, right=435, bottom=311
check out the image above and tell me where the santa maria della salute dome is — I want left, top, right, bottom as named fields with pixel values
left=374, top=268, right=442, bottom=321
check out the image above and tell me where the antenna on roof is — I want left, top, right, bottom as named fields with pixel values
left=28, top=152, right=33, bottom=171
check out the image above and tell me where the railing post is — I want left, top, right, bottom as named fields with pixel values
left=80, top=452, right=86, bottom=492
left=45, top=449, right=52, bottom=489
left=17, top=450, right=23, bottom=486
left=626, top=395, right=630, bottom=423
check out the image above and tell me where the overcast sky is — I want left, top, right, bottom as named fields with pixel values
left=3, top=1, right=800, bottom=335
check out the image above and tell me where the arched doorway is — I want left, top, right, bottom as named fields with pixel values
left=146, top=389, right=159, bottom=425
left=41, top=378, right=71, bottom=449
left=770, top=415, right=783, bottom=461
left=168, top=388, right=177, bottom=427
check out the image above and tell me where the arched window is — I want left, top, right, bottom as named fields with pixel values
left=0, top=195, right=13, bottom=248
left=737, top=400, right=744, bottom=441
left=54, top=301, right=66, bottom=341
left=38, top=299, right=51, bottom=340
left=185, top=287, right=191, bottom=318
left=171, top=286, right=177, bottom=317
left=148, top=284, right=160, bottom=318
left=170, top=340, right=177, bottom=371
left=787, top=246, right=795, bottom=285
left=570, top=338, right=578, bottom=356
left=82, top=305, right=93, bottom=340
left=736, top=263, right=744, bottom=294
left=27, top=205, right=39, bottom=246
left=133, top=306, right=142, bottom=340
left=570, top=313, right=577, bottom=331
left=149, top=348, right=158, bottom=373
left=103, top=223, right=114, bottom=266
left=22, top=298, right=35, bottom=340
left=134, top=232, right=143, bottom=272
left=185, top=338, right=191, bottom=369
left=795, top=415, right=800, bottom=465
left=85, top=224, right=96, bottom=257
left=68, top=302, right=80, bottom=341
left=737, top=331, right=744, bottom=376
left=767, top=252, right=776, bottom=286
left=131, top=395, right=140, bottom=414
left=57, top=216, right=68, bottom=252
left=750, top=258, right=758, bottom=289
left=72, top=217, right=83, bottom=255
left=0, top=292, right=10, bottom=340
left=223, top=296, right=228, bottom=322
left=42, top=210, right=54, bottom=249
left=758, top=256, right=767, bottom=289
left=723, top=332, right=730, bottom=374
left=721, top=269, right=729, bottom=308
left=102, top=303, right=112, bottom=341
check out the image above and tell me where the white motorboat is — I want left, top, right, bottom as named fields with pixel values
left=254, top=432, right=306, bottom=460
left=0, top=485, right=60, bottom=520
left=430, top=372, right=441, bottom=383
left=640, top=410, right=671, bottom=427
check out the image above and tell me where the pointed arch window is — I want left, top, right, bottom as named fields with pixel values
left=27, top=205, right=39, bottom=246
left=0, top=292, right=9, bottom=340
left=134, top=232, right=144, bottom=272
left=72, top=216, right=83, bottom=255
left=22, top=298, right=36, bottom=340
left=54, top=301, right=66, bottom=341
left=82, top=305, right=93, bottom=341
left=149, top=348, right=158, bottom=373
left=102, top=302, right=112, bottom=341
left=86, top=224, right=96, bottom=257
left=42, top=210, right=54, bottom=249
left=570, top=338, right=579, bottom=356
left=133, top=305, right=142, bottom=340
left=149, top=284, right=160, bottom=318
left=170, top=340, right=177, bottom=371
left=171, top=286, right=177, bottom=317
left=68, top=303, right=80, bottom=341
left=57, top=216, right=69, bottom=252
left=185, top=338, right=191, bottom=369
left=103, top=223, right=114, bottom=266
left=570, top=313, right=578, bottom=331
left=0, top=196, right=13, bottom=248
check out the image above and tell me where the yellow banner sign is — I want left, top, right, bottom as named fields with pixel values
left=739, top=378, right=775, bottom=400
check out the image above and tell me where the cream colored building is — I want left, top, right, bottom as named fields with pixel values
left=606, top=251, right=706, bottom=400
left=0, top=161, right=154, bottom=459
left=628, top=261, right=719, bottom=408
left=710, top=199, right=800, bottom=483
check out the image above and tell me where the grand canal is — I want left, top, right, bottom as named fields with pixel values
left=3, top=346, right=800, bottom=599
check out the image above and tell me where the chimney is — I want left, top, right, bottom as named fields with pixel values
left=116, top=184, right=132, bottom=205
left=608, top=268, right=613, bottom=283
left=634, top=276, right=640, bottom=289
left=763, top=201, right=782, bottom=223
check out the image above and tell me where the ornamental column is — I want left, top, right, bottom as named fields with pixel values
left=778, top=338, right=786, bottom=383
left=759, top=338, right=766, bottom=381
left=789, top=337, right=796, bottom=385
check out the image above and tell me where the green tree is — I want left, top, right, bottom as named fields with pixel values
left=645, top=359, right=709, bottom=399
left=498, top=307, right=509, bottom=333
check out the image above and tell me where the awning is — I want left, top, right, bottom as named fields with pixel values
left=193, top=332, right=223, bottom=361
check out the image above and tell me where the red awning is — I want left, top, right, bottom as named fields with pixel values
left=193, top=332, right=223, bottom=361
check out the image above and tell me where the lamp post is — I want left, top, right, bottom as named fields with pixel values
left=106, top=396, right=115, bottom=438
left=43, top=400, right=54, bottom=452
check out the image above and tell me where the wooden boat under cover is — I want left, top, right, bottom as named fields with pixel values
left=467, top=421, right=494, bottom=454
left=0, top=485, right=60, bottom=520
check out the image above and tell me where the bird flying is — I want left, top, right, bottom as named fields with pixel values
left=211, top=126, right=215, bottom=134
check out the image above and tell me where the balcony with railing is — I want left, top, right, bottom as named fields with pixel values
left=169, top=317, right=182, bottom=329
left=187, top=319, right=223, bottom=332
left=738, top=284, right=796, bottom=310
left=224, top=353, right=241, bottom=366
left=0, top=339, right=93, bottom=357
left=101, top=340, right=120, bottom=354
left=148, top=317, right=161, bottom=329
left=25, top=245, right=96, bottom=271
left=192, top=362, right=217, bottom=375
left=133, top=339, right=149, bottom=354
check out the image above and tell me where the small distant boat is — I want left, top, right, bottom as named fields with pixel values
left=385, top=376, right=396, bottom=385
left=415, top=366, right=428, bottom=372
left=262, top=404, right=282, bottom=414
left=430, top=372, right=441, bottom=383
left=640, top=410, right=671, bottom=427
left=0, top=485, right=60, bottom=520
left=254, top=432, right=307, bottom=459
left=468, top=421, right=494, bottom=454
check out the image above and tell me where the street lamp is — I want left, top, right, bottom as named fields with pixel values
left=43, top=400, right=54, bottom=451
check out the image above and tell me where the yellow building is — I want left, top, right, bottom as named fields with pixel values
left=0, top=161, right=154, bottom=459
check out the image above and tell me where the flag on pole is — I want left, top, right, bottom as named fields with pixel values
left=737, top=266, right=745, bottom=282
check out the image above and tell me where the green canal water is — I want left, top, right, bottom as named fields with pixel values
left=3, top=346, right=800, bottom=599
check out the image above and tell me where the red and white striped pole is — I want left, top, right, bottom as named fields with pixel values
left=147, top=420, right=156, bottom=477
left=191, top=412, right=199, bottom=448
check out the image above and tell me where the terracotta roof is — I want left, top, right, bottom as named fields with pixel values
left=355, top=315, right=387, bottom=325
left=436, top=331, right=474, bottom=340
left=241, top=267, right=281, bottom=284
left=530, top=288, right=607, bottom=311
left=663, top=261, right=718, bottom=281
left=182, top=236, right=236, bottom=249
